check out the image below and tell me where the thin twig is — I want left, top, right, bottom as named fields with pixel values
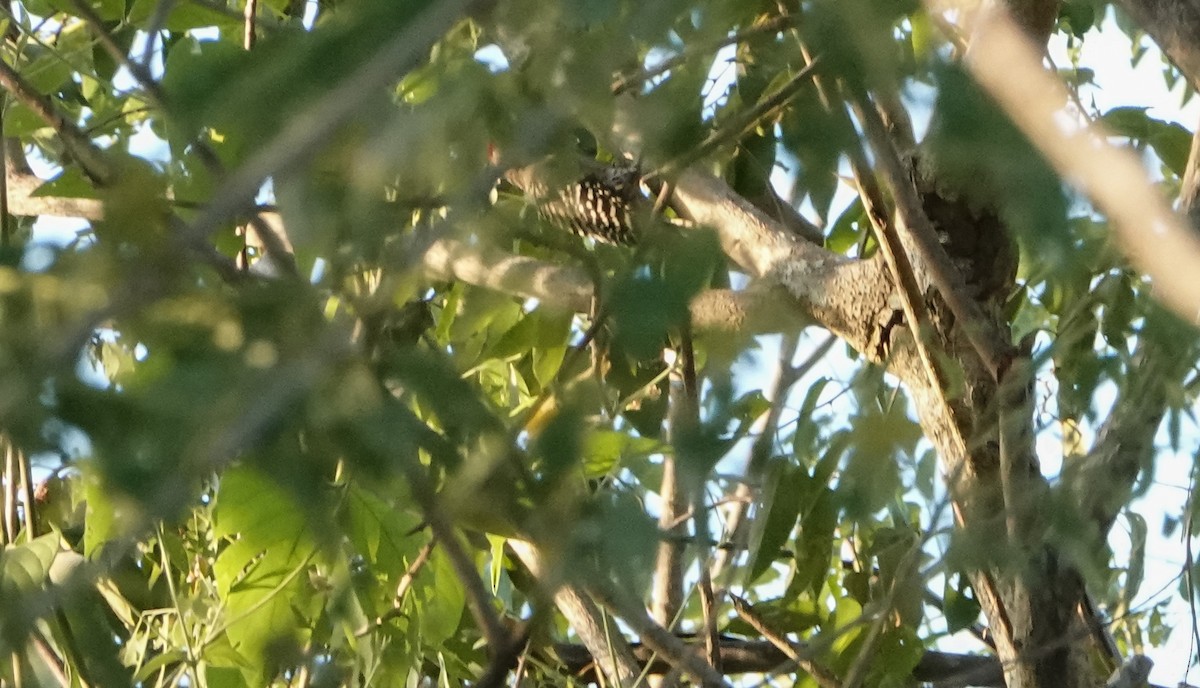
left=141, top=0, right=178, bottom=69
left=30, top=630, right=68, bottom=688
left=243, top=0, right=259, bottom=50
left=389, top=410, right=512, bottom=656
left=508, top=539, right=642, bottom=687
left=0, top=59, right=112, bottom=185
left=3, top=439, right=17, bottom=543
left=652, top=323, right=700, bottom=641
left=697, top=563, right=721, bottom=673
left=0, top=92, right=11, bottom=248
left=729, top=595, right=839, bottom=688
left=657, top=59, right=821, bottom=179
left=157, top=524, right=199, bottom=685
left=590, top=582, right=728, bottom=687
left=68, top=0, right=165, bottom=106
left=16, top=447, right=34, bottom=538
left=394, top=538, right=436, bottom=606
left=612, top=15, right=798, bottom=95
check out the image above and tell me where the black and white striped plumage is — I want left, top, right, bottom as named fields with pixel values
left=501, top=157, right=643, bottom=245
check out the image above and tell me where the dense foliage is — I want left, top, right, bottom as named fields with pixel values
left=0, top=0, right=1197, bottom=686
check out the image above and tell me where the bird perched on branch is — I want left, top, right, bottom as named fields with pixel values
left=489, top=144, right=645, bottom=246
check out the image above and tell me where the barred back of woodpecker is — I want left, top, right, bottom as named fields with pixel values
left=490, top=145, right=644, bottom=245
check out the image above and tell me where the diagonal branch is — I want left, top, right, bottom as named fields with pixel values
left=589, top=581, right=729, bottom=687
left=951, top=0, right=1200, bottom=326
left=1073, top=113, right=1200, bottom=540
left=508, top=539, right=641, bottom=688
left=0, top=60, right=112, bottom=186
left=667, top=169, right=890, bottom=356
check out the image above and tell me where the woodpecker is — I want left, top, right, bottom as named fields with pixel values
left=490, top=146, right=644, bottom=245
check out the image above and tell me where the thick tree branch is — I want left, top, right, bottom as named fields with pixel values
left=420, top=236, right=807, bottom=334
left=1111, top=0, right=1200, bottom=88
left=421, top=238, right=594, bottom=310
left=548, top=637, right=1006, bottom=687
left=6, top=172, right=103, bottom=220
left=669, top=169, right=890, bottom=355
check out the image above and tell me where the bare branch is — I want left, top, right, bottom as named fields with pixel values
left=670, top=169, right=894, bottom=358
left=6, top=172, right=103, bottom=220
left=0, top=61, right=112, bottom=186
left=589, top=582, right=729, bottom=687
left=730, top=595, right=840, bottom=688
left=508, top=539, right=641, bottom=688
left=549, top=637, right=1007, bottom=686
left=952, top=0, right=1200, bottom=325
left=422, top=238, right=592, bottom=311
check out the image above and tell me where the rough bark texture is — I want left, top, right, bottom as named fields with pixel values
left=667, top=160, right=1108, bottom=687
left=1114, top=0, right=1200, bottom=86
left=15, top=0, right=1194, bottom=682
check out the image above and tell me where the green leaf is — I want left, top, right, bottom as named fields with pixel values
left=411, top=547, right=466, bottom=645
left=582, top=429, right=629, bottom=479
left=1058, top=0, right=1096, bottom=37
left=827, top=596, right=864, bottom=655
left=213, top=466, right=318, bottom=682
left=1100, top=106, right=1192, bottom=176
left=576, top=491, right=657, bottom=594
left=129, top=0, right=241, bottom=31
left=161, top=37, right=251, bottom=148
left=342, top=485, right=424, bottom=587
left=611, top=231, right=721, bottom=358
left=748, top=461, right=804, bottom=583
left=728, top=128, right=777, bottom=199
left=21, top=46, right=76, bottom=95
left=927, top=65, right=1069, bottom=268
left=840, top=403, right=918, bottom=517
left=792, top=378, right=831, bottom=464
left=943, top=574, right=981, bottom=633
left=33, top=167, right=102, bottom=200
left=4, top=101, right=51, bottom=137
left=725, top=596, right=821, bottom=637
left=59, top=0, right=124, bottom=20
left=826, top=198, right=866, bottom=255
left=793, top=484, right=838, bottom=597
left=532, top=403, right=584, bottom=485
left=2, top=533, right=60, bottom=591
left=83, top=472, right=130, bottom=558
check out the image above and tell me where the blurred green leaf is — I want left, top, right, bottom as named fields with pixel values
left=213, top=466, right=319, bottom=682
left=748, top=461, right=804, bottom=582
left=1101, top=106, right=1193, bottom=176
